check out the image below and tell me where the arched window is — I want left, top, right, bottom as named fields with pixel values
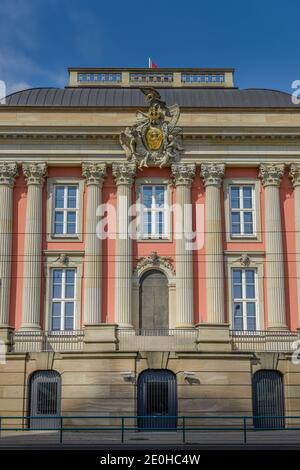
left=252, top=370, right=285, bottom=429
left=139, top=270, right=169, bottom=331
left=137, top=369, right=177, bottom=430
left=28, top=370, right=61, bottom=429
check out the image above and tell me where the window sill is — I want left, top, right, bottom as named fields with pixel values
left=137, top=236, right=172, bottom=243
left=48, top=234, right=81, bottom=242
left=228, top=235, right=260, bottom=243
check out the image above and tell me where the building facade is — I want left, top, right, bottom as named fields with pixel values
left=0, top=67, right=300, bottom=429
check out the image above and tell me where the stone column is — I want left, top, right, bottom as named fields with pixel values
left=21, top=162, right=47, bottom=330
left=172, top=163, right=195, bottom=327
left=201, top=163, right=225, bottom=324
left=290, top=164, right=300, bottom=328
left=82, top=162, right=107, bottom=325
left=112, top=163, right=136, bottom=328
left=259, top=163, right=287, bottom=329
left=0, top=163, right=18, bottom=327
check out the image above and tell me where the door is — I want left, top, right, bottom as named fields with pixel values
left=137, top=369, right=177, bottom=430
left=28, top=370, right=61, bottom=429
left=139, top=270, right=169, bottom=331
left=252, top=370, right=285, bottom=429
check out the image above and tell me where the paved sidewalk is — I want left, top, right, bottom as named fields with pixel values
left=0, top=429, right=300, bottom=449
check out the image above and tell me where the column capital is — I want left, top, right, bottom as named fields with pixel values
left=259, top=163, right=285, bottom=187
left=200, top=162, right=225, bottom=187
left=0, top=162, right=18, bottom=186
left=289, top=164, right=300, bottom=187
left=112, top=162, right=136, bottom=186
left=82, top=162, right=107, bottom=186
left=22, top=162, right=47, bottom=186
left=171, top=163, right=196, bottom=186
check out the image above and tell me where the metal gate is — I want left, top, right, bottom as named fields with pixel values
left=252, top=370, right=285, bottom=429
left=28, top=370, right=61, bottom=429
left=137, top=369, right=177, bottom=431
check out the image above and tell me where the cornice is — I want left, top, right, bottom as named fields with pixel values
left=43, top=250, right=85, bottom=257
left=1, top=105, right=300, bottom=113
left=1, top=130, right=300, bottom=142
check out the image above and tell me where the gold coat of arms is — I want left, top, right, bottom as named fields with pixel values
left=119, top=88, right=183, bottom=168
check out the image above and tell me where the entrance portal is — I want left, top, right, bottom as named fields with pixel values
left=139, top=270, right=169, bottom=330
left=137, top=369, right=177, bottom=430
left=28, top=370, right=61, bottom=429
left=252, top=370, right=285, bottom=429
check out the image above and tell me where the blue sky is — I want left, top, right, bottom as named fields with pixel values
left=0, top=0, right=298, bottom=94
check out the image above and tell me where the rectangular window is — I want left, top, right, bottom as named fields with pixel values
left=51, top=268, right=76, bottom=331
left=141, top=185, right=168, bottom=238
left=229, top=185, right=255, bottom=236
left=53, top=185, right=78, bottom=236
left=232, top=268, right=258, bottom=331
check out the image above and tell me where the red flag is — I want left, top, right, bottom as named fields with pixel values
left=148, top=58, right=158, bottom=69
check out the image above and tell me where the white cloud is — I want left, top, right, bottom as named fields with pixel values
left=0, top=0, right=66, bottom=94
left=0, top=0, right=106, bottom=96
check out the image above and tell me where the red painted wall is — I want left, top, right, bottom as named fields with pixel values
left=9, top=165, right=299, bottom=330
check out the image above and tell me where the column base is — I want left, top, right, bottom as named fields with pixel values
left=175, top=323, right=195, bottom=329
left=19, top=324, right=41, bottom=331
left=117, top=323, right=134, bottom=329
left=267, top=325, right=289, bottom=331
left=84, top=324, right=118, bottom=352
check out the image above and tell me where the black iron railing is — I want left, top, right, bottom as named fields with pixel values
left=1, top=415, right=300, bottom=446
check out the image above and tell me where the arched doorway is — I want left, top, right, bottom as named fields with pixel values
left=137, top=369, right=177, bottom=430
left=252, top=370, right=285, bottom=429
left=28, top=370, right=61, bottom=429
left=139, top=270, right=169, bottom=331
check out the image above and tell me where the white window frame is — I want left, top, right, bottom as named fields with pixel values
left=44, top=252, right=83, bottom=331
left=229, top=185, right=256, bottom=237
left=224, top=179, right=261, bottom=242
left=135, top=178, right=172, bottom=241
left=231, top=267, right=259, bottom=331
left=225, top=252, right=265, bottom=331
left=141, top=184, right=168, bottom=239
left=53, top=185, right=78, bottom=236
left=50, top=267, right=77, bottom=331
left=47, top=178, right=84, bottom=242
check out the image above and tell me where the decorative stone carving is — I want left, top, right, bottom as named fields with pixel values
left=112, top=162, right=136, bottom=185
left=171, top=163, right=195, bottom=186
left=82, top=162, right=107, bottom=186
left=200, top=163, right=225, bottom=187
left=0, top=162, right=18, bottom=186
left=55, top=253, right=69, bottom=265
left=289, top=164, right=300, bottom=187
left=239, top=253, right=251, bottom=267
left=22, top=162, right=47, bottom=185
left=119, top=88, right=183, bottom=169
left=136, top=251, right=175, bottom=274
left=259, top=163, right=285, bottom=187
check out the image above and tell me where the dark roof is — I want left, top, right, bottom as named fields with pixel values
left=3, top=87, right=298, bottom=108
